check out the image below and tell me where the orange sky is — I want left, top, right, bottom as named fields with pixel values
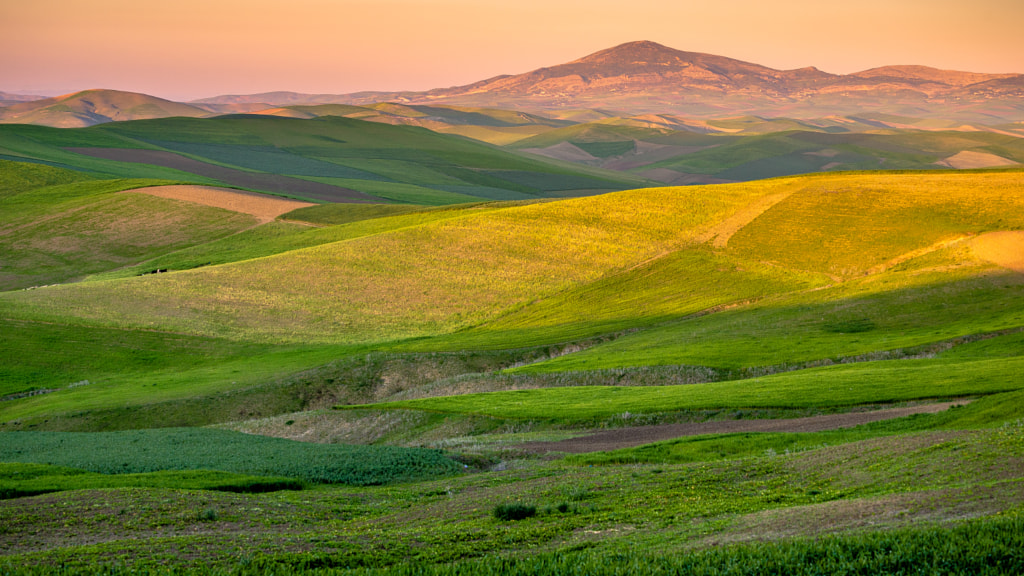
left=2, top=0, right=1023, bottom=101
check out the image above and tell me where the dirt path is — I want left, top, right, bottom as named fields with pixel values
left=971, top=231, right=1024, bottom=273
left=694, top=190, right=796, bottom=248
left=516, top=401, right=967, bottom=454
left=129, top=185, right=316, bottom=223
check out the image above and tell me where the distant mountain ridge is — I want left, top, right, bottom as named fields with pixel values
left=4, top=42, right=1024, bottom=127
left=197, top=41, right=1024, bottom=122
left=0, top=89, right=210, bottom=127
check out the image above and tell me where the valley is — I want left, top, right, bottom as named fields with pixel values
left=1, top=38, right=1023, bottom=576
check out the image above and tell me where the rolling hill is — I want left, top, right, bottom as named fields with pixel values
left=0, top=115, right=651, bottom=204
left=3, top=161, right=1024, bottom=572
left=0, top=89, right=211, bottom=128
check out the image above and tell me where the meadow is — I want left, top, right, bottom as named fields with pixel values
left=1, top=116, right=1023, bottom=574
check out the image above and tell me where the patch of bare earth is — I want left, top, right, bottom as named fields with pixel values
left=128, top=185, right=315, bottom=223
left=934, top=150, right=1019, bottom=169
left=66, top=147, right=383, bottom=203
left=970, top=231, right=1024, bottom=273
left=516, top=401, right=966, bottom=454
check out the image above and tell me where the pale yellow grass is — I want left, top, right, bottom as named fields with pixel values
left=971, top=231, right=1024, bottom=273
left=935, top=151, right=1018, bottom=169
left=696, top=190, right=797, bottom=248
left=129, top=185, right=315, bottom=223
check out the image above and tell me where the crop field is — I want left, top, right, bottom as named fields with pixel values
left=0, top=115, right=651, bottom=204
left=0, top=428, right=462, bottom=485
left=0, top=463, right=303, bottom=499
left=2, top=125, right=1024, bottom=575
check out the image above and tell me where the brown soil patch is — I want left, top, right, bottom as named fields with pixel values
left=129, top=185, right=316, bottom=223
left=516, top=401, right=966, bottom=454
left=934, top=150, right=1019, bottom=169
left=971, top=231, right=1024, bottom=273
left=67, top=147, right=383, bottom=203
left=695, top=190, right=796, bottom=248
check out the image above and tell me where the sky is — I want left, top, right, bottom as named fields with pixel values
left=2, top=0, right=1023, bottom=102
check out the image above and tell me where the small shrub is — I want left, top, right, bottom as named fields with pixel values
left=198, top=508, right=219, bottom=522
left=493, top=503, right=536, bottom=521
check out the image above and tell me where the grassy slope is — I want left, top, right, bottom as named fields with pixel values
left=0, top=183, right=782, bottom=344
left=509, top=170, right=1024, bottom=372
left=0, top=179, right=259, bottom=290
left=84, top=202, right=518, bottom=282
left=0, top=116, right=653, bottom=204
left=348, top=355, right=1024, bottom=421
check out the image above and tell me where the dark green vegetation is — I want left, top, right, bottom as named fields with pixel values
left=512, top=120, right=1024, bottom=185
left=1, top=111, right=1024, bottom=573
left=0, top=429, right=461, bottom=485
left=0, top=463, right=302, bottom=500
left=0, top=115, right=650, bottom=204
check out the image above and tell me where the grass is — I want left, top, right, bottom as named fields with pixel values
left=726, top=171, right=1024, bottom=277
left=568, top=388, right=1024, bottom=466
left=0, top=159, right=92, bottom=198
left=345, top=355, right=1024, bottom=422
left=82, top=204, right=512, bottom=282
left=475, top=247, right=829, bottom=342
left=0, top=462, right=303, bottom=499
left=0, top=422, right=1021, bottom=572
left=519, top=265, right=1024, bottom=373
left=0, top=115, right=650, bottom=202
left=0, top=179, right=258, bottom=290
left=0, top=181, right=784, bottom=344
left=0, top=428, right=462, bottom=485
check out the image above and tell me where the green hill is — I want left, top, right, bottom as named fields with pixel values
left=0, top=115, right=650, bottom=205
left=3, top=166, right=1024, bottom=573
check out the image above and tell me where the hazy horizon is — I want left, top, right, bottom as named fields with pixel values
left=3, top=0, right=1023, bottom=102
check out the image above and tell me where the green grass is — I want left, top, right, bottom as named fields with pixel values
left=520, top=265, right=1024, bottom=373
left=0, top=428, right=462, bottom=485
left=0, top=316, right=270, bottom=397
left=0, top=462, right=303, bottom=499
left=726, top=171, right=1024, bottom=277
left=476, top=248, right=829, bottom=343
left=0, top=115, right=651, bottom=204
left=346, top=355, right=1024, bottom=422
left=0, top=159, right=92, bottom=198
left=569, top=388, right=1024, bottom=466
left=82, top=203, right=517, bottom=282
left=281, top=203, right=433, bottom=225
left=0, top=180, right=258, bottom=290
left=297, top=177, right=483, bottom=205
left=0, top=182, right=782, bottom=344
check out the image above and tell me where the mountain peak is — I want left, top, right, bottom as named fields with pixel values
left=572, top=40, right=697, bottom=66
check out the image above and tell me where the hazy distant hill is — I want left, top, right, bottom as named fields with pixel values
left=197, top=41, right=1024, bottom=122
left=0, top=91, right=48, bottom=106
left=0, top=89, right=211, bottom=127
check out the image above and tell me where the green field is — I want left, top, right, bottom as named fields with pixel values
left=0, top=115, right=652, bottom=204
left=2, top=120, right=1024, bottom=574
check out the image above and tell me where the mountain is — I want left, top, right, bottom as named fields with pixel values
left=196, top=41, right=1024, bottom=122
left=0, top=91, right=48, bottom=106
left=0, top=89, right=211, bottom=127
